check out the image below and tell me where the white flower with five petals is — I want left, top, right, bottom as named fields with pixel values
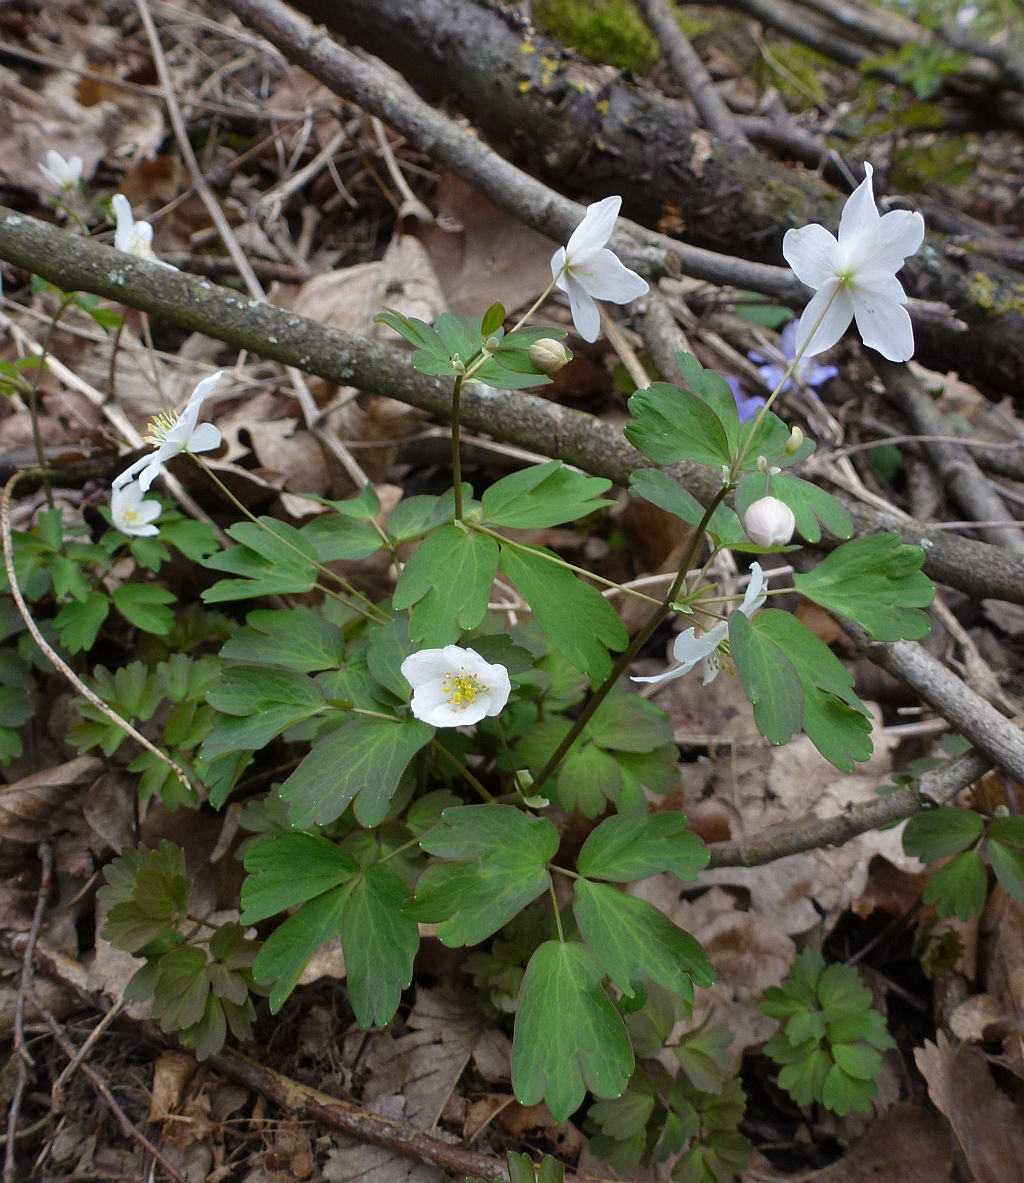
left=113, top=371, right=224, bottom=492
left=112, top=194, right=178, bottom=271
left=401, top=645, right=511, bottom=728
left=782, top=163, right=925, bottom=363
left=632, top=563, right=768, bottom=688
left=110, top=482, right=161, bottom=537
left=550, top=196, right=649, bottom=343
left=38, top=150, right=83, bottom=193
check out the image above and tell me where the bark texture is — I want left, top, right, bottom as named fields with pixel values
left=292, top=0, right=1024, bottom=393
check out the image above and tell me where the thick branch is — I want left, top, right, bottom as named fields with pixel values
left=4, top=209, right=1024, bottom=606
left=873, top=355, right=1024, bottom=555
left=707, top=748, right=990, bottom=867
left=633, top=0, right=752, bottom=150
left=235, top=0, right=1024, bottom=396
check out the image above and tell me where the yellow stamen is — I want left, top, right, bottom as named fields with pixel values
left=442, top=671, right=483, bottom=710
left=144, top=410, right=178, bottom=446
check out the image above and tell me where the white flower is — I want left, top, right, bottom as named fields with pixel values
left=113, top=371, right=224, bottom=492
left=550, top=196, right=649, bottom=343
left=112, top=194, right=178, bottom=271
left=528, top=338, right=570, bottom=374
left=110, top=482, right=161, bottom=537
left=401, top=645, right=512, bottom=727
left=38, top=150, right=83, bottom=193
left=633, top=563, right=768, bottom=687
left=744, top=496, right=796, bottom=548
left=782, top=163, right=924, bottom=363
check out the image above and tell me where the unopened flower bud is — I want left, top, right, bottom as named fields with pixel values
left=744, top=496, right=796, bottom=548
left=528, top=338, right=570, bottom=374
left=483, top=335, right=501, bottom=353
left=785, top=426, right=804, bottom=455
left=756, top=455, right=769, bottom=474
left=451, top=355, right=466, bottom=375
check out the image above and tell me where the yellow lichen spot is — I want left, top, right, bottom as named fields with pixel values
left=967, top=270, right=997, bottom=312
left=519, top=79, right=533, bottom=93
left=966, top=271, right=1024, bottom=317
left=540, top=54, right=560, bottom=71
left=571, top=79, right=589, bottom=94
left=596, top=99, right=610, bottom=115
left=518, top=41, right=536, bottom=55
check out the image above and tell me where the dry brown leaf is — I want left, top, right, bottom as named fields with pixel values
left=471, top=1026, right=512, bottom=1084
left=949, top=993, right=1017, bottom=1042
left=243, top=419, right=331, bottom=496
left=81, top=770, right=135, bottom=856
left=915, top=1031, right=1024, bottom=1183
left=629, top=883, right=795, bottom=1071
left=416, top=170, right=556, bottom=316
left=0, top=755, right=102, bottom=844
left=789, top=1104, right=952, bottom=1183
left=148, top=1051, right=197, bottom=1124
left=0, top=977, right=76, bottom=1041
left=324, top=1095, right=443, bottom=1183
left=361, top=985, right=487, bottom=1131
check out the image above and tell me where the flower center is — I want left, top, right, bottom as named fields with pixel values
left=144, top=411, right=178, bottom=446
left=442, top=671, right=484, bottom=709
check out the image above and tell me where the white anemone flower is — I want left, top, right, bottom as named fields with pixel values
left=744, top=496, right=796, bottom=548
left=110, top=482, right=161, bottom=537
left=550, top=196, right=649, bottom=343
left=113, top=371, right=224, bottom=492
left=782, top=163, right=924, bottom=363
left=112, top=194, right=178, bottom=271
left=401, top=645, right=512, bottom=728
left=633, top=563, right=768, bottom=688
left=38, top=150, right=83, bottom=193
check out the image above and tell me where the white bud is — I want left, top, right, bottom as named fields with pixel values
left=483, top=335, right=501, bottom=353
left=528, top=338, right=570, bottom=374
left=451, top=355, right=466, bottom=375
left=785, top=426, right=804, bottom=455
left=756, top=455, right=769, bottom=474
left=744, top=496, right=796, bottom=548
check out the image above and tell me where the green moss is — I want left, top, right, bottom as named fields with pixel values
left=533, top=0, right=658, bottom=71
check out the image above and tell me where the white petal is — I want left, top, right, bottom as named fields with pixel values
left=740, top=562, right=767, bottom=615
left=112, top=194, right=134, bottom=254
left=186, top=370, right=225, bottom=413
left=410, top=683, right=459, bottom=726
left=794, top=279, right=854, bottom=359
left=483, top=666, right=512, bottom=715
left=837, top=162, right=879, bottom=259
left=631, top=665, right=691, bottom=686
left=782, top=224, right=842, bottom=288
left=401, top=650, right=454, bottom=687
left=186, top=422, right=222, bottom=454
left=565, top=196, right=621, bottom=265
left=134, top=220, right=154, bottom=248
left=848, top=208, right=925, bottom=276
left=571, top=249, right=649, bottom=304
left=551, top=245, right=568, bottom=285
left=672, top=622, right=728, bottom=669
left=136, top=456, right=165, bottom=492
left=849, top=274, right=916, bottom=362
left=112, top=454, right=150, bottom=489
left=702, top=653, right=722, bottom=684
left=564, top=274, right=602, bottom=343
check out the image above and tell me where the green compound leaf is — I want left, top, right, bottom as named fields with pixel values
left=280, top=714, right=434, bottom=829
left=300, top=514, right=383, bottom=563
left=624, top=383, right=732, bottom=468
left=202, top=518, right=318, bottom=602
left=342, top=863, right=420, bottom=1029
left=735, top=472, right=853, bottom=544
left=55, top=590, right=110, bottom=654
left=750, top=610, right=873, bottom=771
left=240, top=833, right=360, bottom=924
left=736, top=408, right=815, bottom=471
left=152, top=947, right=210, bottom=1033
left=219, top=609, right=345, bottom=673
left=499, top=543, right=627, bottom=681
left=253, top=884, right=350, bottom=1012
left=203, top=668, right=327, bottom=759
left=903, top=807, right=985, bottom=862
left=576, top=813, right=710, bottom=882
left=481, top=301, right=505, bottom=337
left=393, top=524, right=498, bottom=647
left=557, top=742, right=624, bottom=818
left=628, top=470, right=747, bottom=550
left=573, top=878, right=714, bottom=1002
left=586, top=690, right=673, bottom=752
left=366, top=617, right=418, bottom=699
left=512, top=940, right=634, bottom=1124
left=793, top=534, right=934, bottom=641
left=112, top=583, right=176, bottom=635
left=987, top=838, right=1024, bottom=903
left=729, top=610, right=805, bottom=747
left=922, top=848, right=988, bottom=921
left=482, top=460, right=614, bottom=529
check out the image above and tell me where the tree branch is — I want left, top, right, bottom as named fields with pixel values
left=3, top=208, right=1024, bottom=609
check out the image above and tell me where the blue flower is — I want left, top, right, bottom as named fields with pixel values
left=726, top=375, right=766, bottom=423
left=748, top=320, right=840, bottom=394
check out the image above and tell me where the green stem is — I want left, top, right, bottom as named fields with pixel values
left=431, top=738, right=494, bottom=803
left=529, top=485, right=731, bottom=797
left=493, top=716, right=523, bottom=796
left=549, top=882, right=565, bottom=943
left=193, top=456, right=388, bottom=624
left=472, top=524, right=663, bottom=605
left=377, top=832, right=425, bottom=864
left=452, top=373, right=465, bottom=521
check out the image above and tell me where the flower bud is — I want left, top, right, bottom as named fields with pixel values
left=528, top=338, right=570, bottom=374
left=451, top=355, right=466, bottom=375
left=744, top=496, right=796, bottom=548
left=483, top=335, right=501, bottom=353
left=785, top=426, right=804, bottom=455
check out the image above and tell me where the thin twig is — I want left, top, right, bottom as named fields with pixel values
left=36, top=1001, right=187, bottom=1183
left=4, top=841, right=52, bottom=1183
left=1, top=472, right=194, bottom=795
left=51, top=998, right=127, bottom=1114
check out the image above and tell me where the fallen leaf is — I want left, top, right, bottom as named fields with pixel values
left=82, top=770, right=135, bottom=856
left=324, top=1095, right=443, bottom=1183
left=949, top=993, right=1016, bottom=1043
left=915, top=1030, right=1024, bottom=1183
left=148, top=1051, right=196, bottom=1123
left=794, top=1104, right=952, bottom=1183
left=0, top=755, right=102, bottom=844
